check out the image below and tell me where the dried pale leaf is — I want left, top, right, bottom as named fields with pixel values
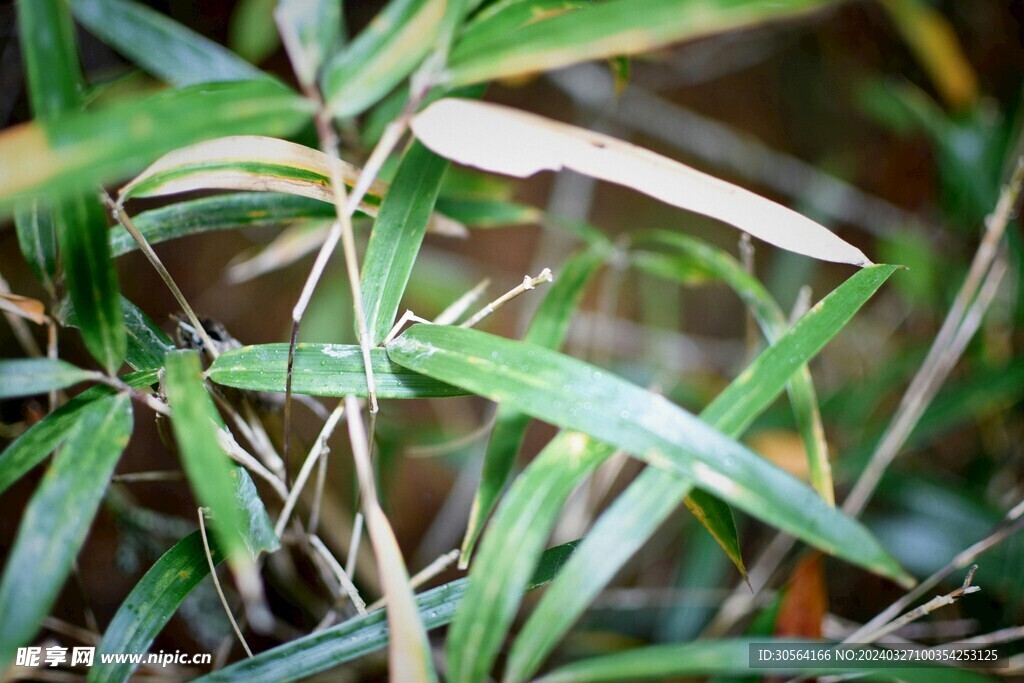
left=0, top=294, right=48, bottom=325
left=225, top=221, right=332, bottom=284
left=412, top=99, right=872, bottom=267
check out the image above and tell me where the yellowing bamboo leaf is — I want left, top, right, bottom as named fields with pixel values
left=412, top=99, right=872, bottom=267
left=117, top=135, right=466, bottom=236
left=879, top=0, right=978, bottom=111
left=119, top=135, right=383, bottom=204
left=0, top=293, right=47, bottom=325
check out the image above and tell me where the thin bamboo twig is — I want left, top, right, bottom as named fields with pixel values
left=275, top=400, right=346, bottom=538
left=217, top=428, right=289, bottom=501
left=848, top=503, right=1024, bottom=643
left=843, top=156, right=1024, bottom=517
left=345, top=512, right=364, bottom=580
left=309, top=534, right=367, bottom=615
left=365, top=549, right=461, bottom=612
left=308, top=447, right=329, bottom=534
left=460, top=269, right=554, bottom=329
left=197, top=507, right=253, bottom=658
left=103, top=192, right=219, bottom=359
left=855, top=566, right=980, bottom=645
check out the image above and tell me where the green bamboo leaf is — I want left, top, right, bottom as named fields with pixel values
left=635, top=229, right=834, bottom=503
left=194, top=542, right=578, bottom=682
left=435, top=196, right=542, bottom=228
left=534, top=640, right=997, bottom=683
left=509, top=472, right=696, bottom=682
left=19, top=0, right=126, bottom=371
left=18, top=0, right=82, bottom=117
left=0, top=80, right=314, bottom=209
left=446, top=0, right=832, bottom=87
left=0, top=358, right=96, bottom=399
left=14, top=201, right=57, bottom=294
left=448, top=432, right=612, bottom=683
left=500, top=265, right=902, bottom=681
left=386, top=267, right=907, bottom=584
left=163, top=351, right=249, bottom=560
left=456, top=0, right=587, bottom=59
left=0, top=394, right=132, bottom=667
left=56, top=192, right=127, bottom=373
left=362, top=141, right=450, bottom=345
left=233, top=460, right=281, bottom=559
left=683, top=488, right=743, bottom=577
left=0, top=370, right=157, bottom=496
left=229, top=0, right=281, bottom=65
left=70, top=0, right=267, bottom=87
left=322, top=0, right=446, bottom=118
left=108, top=193, right=334, bottom=257
left=88, top=532, right=225, bottom=683
left=12, top=1, right=67, bottom=296
left=462, top=247, right=604, bottom=561
left=63, top=296, right=174, bottom=372
left=119, top=298, right=175, bottom=371
left=275, top=0, right=343, bottom=88
left=207, top=343, right=467, bottom=398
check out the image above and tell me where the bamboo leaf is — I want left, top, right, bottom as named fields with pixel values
left=879, top=0, right=978, bottom=110
left=56, top=192, right=127, bottom=373
left=448, top=432, right=612, bottom=683
left=194, top=542, right=578, bottom=682
left=18, top=0, right=82, bottom=117
left=275, top=0, right=343, bottom=88
left=118, top=136, right=384, bottom=209
left=163, top=351, right=254, bottom=560
left=108, top=193, right=335, bottom=257
left=322, top=0, right=446, bottom=118
left=462, top=247, right=604, bottom=561
left=0, top=80, right=314, bottom=209
left=446, top=0, right=832, bottom=87
left=413, top=98, right=871, bottom=266
left=0, top=293, right=47, bottom=325
left=0, top=358, right=95, bottom=399
left=435, top=196, right=542, bottom=228
left=534, top=639, right=997, bottom=683
left=361, top=141, right=449, bottom=345
left=206, top=343, right=467, bottom=398
left=0, top=370, right=157, bottom=496
left=635, top=229, right=834, bottom=503
left=119, top=298, right=175, bottom=372
left=14, top=199, right=57, bottom=294
left=456, top=1, right=588, bottom=61
left=386, top=267, right=907, bottom=584
left=500, top=265, right=901, bottom=681
left=19, top=0, right=125, bottom=371
left=229, top=0, right=281, bottom=65
left=232, top=460, right=281, bottom=559
left=63, top=296, right=174, bottom=372
left=70, top=0, right=267, bottom=86
left=0, top=394, right=132, bottom=667
left=89, top=532, right=225, bottom=683
left=507, top=469, right=694, bottom=682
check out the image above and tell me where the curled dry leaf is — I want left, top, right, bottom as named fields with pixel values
left=0, top=293, right=48, bottom=325
left=412, top=99, right=872, bottom=267
left=117, top=135, right=466, bottom=237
